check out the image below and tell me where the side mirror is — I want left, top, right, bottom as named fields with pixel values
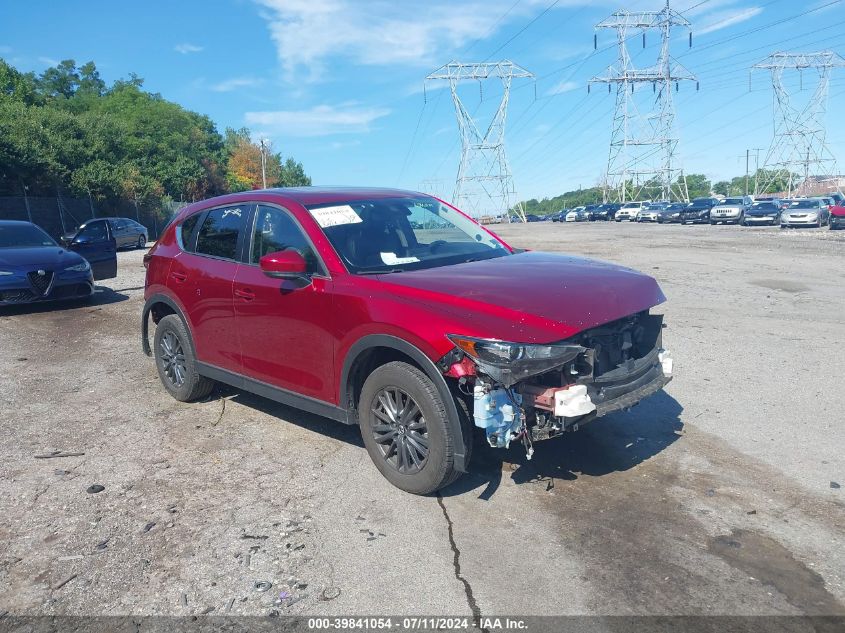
left=259, top=250, right=308, bottom=280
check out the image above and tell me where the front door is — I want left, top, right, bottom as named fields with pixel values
left=234, top=204, right=335, bottom=403
left=167, top=204, right=250, bottom=373
left=67, top=219, right=117, bottom=280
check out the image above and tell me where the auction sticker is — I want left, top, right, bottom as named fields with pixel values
left=311, top=205, right=363, bottom=228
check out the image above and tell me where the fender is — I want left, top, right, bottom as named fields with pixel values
left=141, top=293, right=192, bottom=357
left=340, top=334, right=469, bottom=472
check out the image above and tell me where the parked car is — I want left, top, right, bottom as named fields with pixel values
left=551, top=209, right=569, bottom=222
left=829, top=205, right=845, bottom=230
left=636, top=204, right=667, bottom=223
left=62, top=217, right=147, bottom=250
left=142, top=188, right=673, bottom=494
left=565, top=207, right=589, bottom=222
left=525, top=214, right=544, bottom=222
left=709, top=196, right=753, bottom=225
left=780, top=199, right=830, bottom=228
left=679, top=197, right=720, bottom=224
left=615, top=201, right=650, bottom=222
left=655, top=203, right=687, bottom=224
left=590, top=203, right=621, bottom=221
left=742, top=200, right=782, bottom=226
left=830, top=192, right=844, bottom=206
left=0, top=220, right=116, bottom=305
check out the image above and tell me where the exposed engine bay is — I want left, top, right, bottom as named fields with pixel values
left=440, top=312, right=673, bottom=459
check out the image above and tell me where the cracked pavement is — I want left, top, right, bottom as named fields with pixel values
left=0, top=222, right=843, bottom=618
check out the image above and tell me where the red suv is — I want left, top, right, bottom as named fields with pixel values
left=142, top=188, right=673, bottom=494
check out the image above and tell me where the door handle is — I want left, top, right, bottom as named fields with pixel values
left=170, top=271, right=187, bottom=283
left=234, top=288, right=255, bottom=301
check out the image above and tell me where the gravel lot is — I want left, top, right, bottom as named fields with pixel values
left=1, top=222, right=843, bottom=620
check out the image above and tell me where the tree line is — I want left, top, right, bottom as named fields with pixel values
left=0, top=58, right=310, bottom=212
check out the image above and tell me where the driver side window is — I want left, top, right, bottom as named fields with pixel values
left=251, top=206, right=324, bottom=275
left=79, top=220, right=108, bottom=241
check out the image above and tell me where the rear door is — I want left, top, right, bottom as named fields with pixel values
left=167, top=203, right=251, bottom=373
left=67, top=219, right=117, bottom=280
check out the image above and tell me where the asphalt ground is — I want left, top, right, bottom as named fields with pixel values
left=0, top=220, right=843, bottom=624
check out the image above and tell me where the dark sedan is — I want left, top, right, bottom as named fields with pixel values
left=742, top=200, right=782, bottom=226
left=680, top=197, right=720, bottom=225
left=0, top=221, right=116, bottom=305
left=62, top=217, right=147, bottom=250
left=656, top=203, right=687, bottom=223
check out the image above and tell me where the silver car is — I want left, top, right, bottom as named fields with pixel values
left=615, top=201, right=650, bottom=222
left=780, top=199, right=831, bottom=228
left=710, top=196, right=753, bottom=225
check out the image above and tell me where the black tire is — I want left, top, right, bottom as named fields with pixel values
left=153, top=314, right=214, bottom=402
left=138, top=234, right=147, bottom=249
left=359, top=361, right=460, bottom=495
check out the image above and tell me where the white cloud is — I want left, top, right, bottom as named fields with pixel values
left=697, top=7, right=763, bottom=35
left=245, top=103, right=391, bottom=137
left=175, top=43, right=203, bottom=54
left=252, top=0, right=591, bottom=81
left=547, top=80, right=580, bottom=96
left=211, top=76, right=265, bottom=92
left=37, top=56, right=59, bottom=66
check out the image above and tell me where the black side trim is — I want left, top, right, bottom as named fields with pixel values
left=340, top=335, right=468, bottom=472
left=141, top=294, right=191, bottom=357
left=197, top=362, right=349, bottom=424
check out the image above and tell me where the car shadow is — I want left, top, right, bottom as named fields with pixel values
left=0, top=285, right=129, bottom=316
left=440, top=389, right=684, bottom=499
left=212, top=384, right=683, bottom=500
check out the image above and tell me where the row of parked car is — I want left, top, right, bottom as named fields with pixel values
left=537, top=192, right=845, bottom=229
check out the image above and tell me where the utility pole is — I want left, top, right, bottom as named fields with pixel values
left=425, top=61, right=534, bottom=222
left=753, top=51, right=845, bottom=198
left=589, top=0, right=697, bottom=203
left=259, top=139, right=268, bottom=189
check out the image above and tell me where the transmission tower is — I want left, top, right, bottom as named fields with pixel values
left=426, top=61, right=534, bottom=222
left=752, top=51, right=845, bottom=197
left=589, top=0, right=696, bottom=203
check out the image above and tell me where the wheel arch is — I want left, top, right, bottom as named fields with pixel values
left=141, top=293, right=193, bottom=357
left=340, top=334, right=469, bottom=472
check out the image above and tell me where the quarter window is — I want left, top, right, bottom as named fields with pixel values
left=178, top=213, right=202, bottom=252
left=251, top=205, right=323, bottom=275
left=195, top=206, right=246, bottom=260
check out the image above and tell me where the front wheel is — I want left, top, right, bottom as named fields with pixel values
left=359, top=361, right=461, bottom=495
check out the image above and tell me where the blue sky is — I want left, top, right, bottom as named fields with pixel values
left=2, top=0, right=844, bottom=201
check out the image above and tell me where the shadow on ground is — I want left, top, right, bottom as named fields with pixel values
left=213, top=381, right=683, bottom=500
left=0, top=285, right=129, bottom=316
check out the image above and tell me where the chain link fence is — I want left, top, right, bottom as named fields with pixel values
left=0, top=194, right=187, bottom=241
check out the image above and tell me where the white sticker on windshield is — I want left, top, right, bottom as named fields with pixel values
left=310, top=205, right=363, bottom=228
left=380, top=252, right=420, bottom=265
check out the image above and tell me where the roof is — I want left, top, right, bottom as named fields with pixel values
left=0, top=220, right=34, bottom=226
left=257, top=186, right=424, bottom=206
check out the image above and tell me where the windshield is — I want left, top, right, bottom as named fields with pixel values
left=306, top=197, right=509, bottom=274
left=750, top=202, right=776, bottom=210
left=790, top=200, right=820, bottom=209
left=0, top=223, right=57, bottom=248
left=621, top=202, right=640, bottom=209
left=723, top=198, right=744, bottom=205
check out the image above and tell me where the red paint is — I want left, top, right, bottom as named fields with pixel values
left=144, top=188, right=666, bottom=408
left=445, top=357, right=477, bottom=379
left=831, top=205, right=845, bottom=217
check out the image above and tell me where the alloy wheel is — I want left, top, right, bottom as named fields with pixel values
left=159, top=331, right=186, bottom=387
left=370, top=387, right=429, bottom=474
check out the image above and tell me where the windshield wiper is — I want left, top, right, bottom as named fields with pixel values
left=357, top=269, right=403, bottom=275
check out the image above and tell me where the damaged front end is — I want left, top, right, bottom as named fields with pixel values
left=439, top=312, right=673, bottom=458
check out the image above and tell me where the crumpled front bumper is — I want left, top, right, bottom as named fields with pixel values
left=586, top=346, right=672, bottom=417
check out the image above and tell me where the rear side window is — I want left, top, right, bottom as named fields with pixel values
left=177, top=213, right=202, bottom=252
left=195, top=206, right=246, bottom=260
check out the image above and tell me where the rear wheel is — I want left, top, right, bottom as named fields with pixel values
left=359, top=361, right=460, bottom=495
left=137, top=234, right=147, bottom=249
left=153, top=314, right=214, bottom=402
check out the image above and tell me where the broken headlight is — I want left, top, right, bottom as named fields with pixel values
left=447, top=335, right=584, bottom=387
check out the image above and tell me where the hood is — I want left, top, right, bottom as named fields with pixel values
left=783, top=208, right=819, bottom=215
left=379, top=252, right=666, bottom=342
left=0, top=246, right=86, bottom=270
left=714, top=204, right=743, bottom=210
